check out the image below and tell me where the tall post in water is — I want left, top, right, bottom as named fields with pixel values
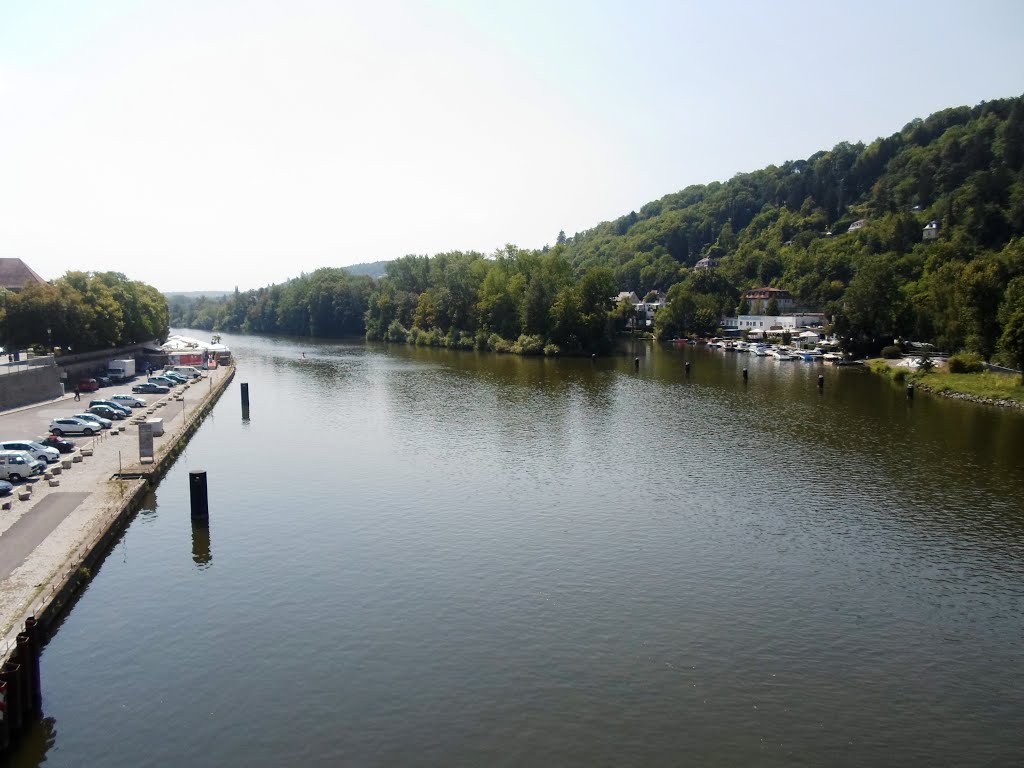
left=742, top=367, right=748, bottom=382
left=685, top=361, right=691, bottom=376
left=906, top=383, right=915, bottom=400
left=818, top=374, right=825, bottom=391
left=24, top=617, right=41, bottom=715
left=190, top=470, right=209, bottom=522
left=634, top=357, right=640, bottom=371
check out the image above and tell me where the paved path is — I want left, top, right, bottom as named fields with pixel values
left=0, top=492, right=90, bottom=580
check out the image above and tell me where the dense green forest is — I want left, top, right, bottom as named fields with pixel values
left=2, top=271, right=169, bottom=352
left=169, top=95, right=1024, bottom=366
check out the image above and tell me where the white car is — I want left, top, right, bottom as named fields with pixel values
left=0, top=440, right=60, bottom=464
left=49, top=417, right=100, bottom=436
left=111, top=394, right=147, bottom=408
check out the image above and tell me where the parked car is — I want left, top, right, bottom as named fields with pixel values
left=74, top=412, right=112, bottom=429
left=133, top=382, right=171, bottom=394
left=77, top=378, right=100, bottom=392
left=148, top=376, right=180, bottom=388
left=89, top=399, right=132, bottom=416
left=0, top=450, right=45, bottom=482
left=49, top=417, right=100, bottom=436
left=0, top=479, right=13, bottom=496
left=87, top=404, right=125, bottom=421
left=40, top=435, right=76, bottom=453
left=0, top=440, right=60, bottom=464
left=161, top=371, right=189, bottom=384
left=95, top=375, right=113, bottom=387
left=110, top=394, right=147, bottom=408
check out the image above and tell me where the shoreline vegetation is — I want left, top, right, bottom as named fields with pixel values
left=867, top=358, right=1024, bottom=408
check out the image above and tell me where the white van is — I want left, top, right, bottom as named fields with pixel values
left=0, top=450, right=45, bottom=482
left=170, top=366, right=203, bottom=379
left=0, top=440, right=59, bottom=464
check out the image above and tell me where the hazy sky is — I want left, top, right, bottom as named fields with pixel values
left=2, top=0, right=1022, bottom=291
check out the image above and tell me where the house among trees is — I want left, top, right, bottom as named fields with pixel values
left=923, top=220, right=940, bottom=241
left=742, top=287, right=794, bottom=314
left=0, top=258, right=46, bottom=293
left=694, top=256, right=719, bottom=271
left=847, top=219, right=867, bottom=233
left=613, top=291, right=641, bottom=306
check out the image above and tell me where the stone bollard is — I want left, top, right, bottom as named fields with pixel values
left=17, top=492, right=31, bottom=501
left=51, top=466, right=61, bottom=476
left=61, top=459, right=72, bottom=469
left=2, top=500, right=11, bottom=511
left=81, top=448, right=93, bottom=457
left=48, top=479, right=59, bottom=487
left=72, top=455, right=83, bottom=463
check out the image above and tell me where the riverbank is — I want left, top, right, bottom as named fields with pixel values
left=867, top=358, right=1024, bottom=409
left=0, top=365, right=235, bottom=658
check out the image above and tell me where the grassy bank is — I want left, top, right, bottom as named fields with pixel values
left=868, top=359, right=1024, bottom=406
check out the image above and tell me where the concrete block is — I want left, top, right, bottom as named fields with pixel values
left=1, top=501, right=11, bottom=511
left=48, top=479, right=59, bottom=487
left=17, top=492, right=31, bottom=501
left=62, top=459, right=73, bottom=469
left=81, top=448, right=93, bottom=457
left=51, top=466, right=62, bottom=475
left=72, top=455, right=83, bottom=463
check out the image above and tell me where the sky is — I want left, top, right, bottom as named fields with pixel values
left=1, top=0, right=1023, bottom=292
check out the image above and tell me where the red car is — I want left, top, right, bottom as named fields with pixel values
left=77, top=378, right=99, bottom=392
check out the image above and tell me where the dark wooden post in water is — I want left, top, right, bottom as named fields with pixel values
left=634, top=357, right=640, bottom=371
left=742, top=367, right=748, bottom=382
left=240, top=382, right=250, bottom=419
left=0, top=679, right=8, bottom=751
left=906, top=383, right=914, bottom=399
left=818, top=374, right=824, bottom=391
left=685, top=361, right=691, bottom=376
left=23, top=617, right=41, bottom=714
left=190, top=470, right=209, bottom=522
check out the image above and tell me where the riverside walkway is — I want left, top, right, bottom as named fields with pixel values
left=0, top=366, right=235, bottom=657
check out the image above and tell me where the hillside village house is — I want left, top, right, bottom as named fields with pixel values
left=723, top=313, right=828, bottom=335
left=923, top=220, right=940, bottom=241
left=614, top=290, right=666, bottom=329
left=742, top=287, right=794, bottom=314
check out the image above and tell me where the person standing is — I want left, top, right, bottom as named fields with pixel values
left=74, top=386, right=81, bottom=401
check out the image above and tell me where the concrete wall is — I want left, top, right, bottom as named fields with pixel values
left=0, top=365, right=63, bottom=411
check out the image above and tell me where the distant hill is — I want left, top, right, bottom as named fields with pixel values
left=343, top=260, right=391, bottom=279
left=164, top=290, right=231, bottom=300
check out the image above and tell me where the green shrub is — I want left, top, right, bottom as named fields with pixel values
left=881, top=345, right=903, bottom=359
left=384, top=320, right=408, bottom=343
left=544, top=343, right=561, bottom=357
left=947, top=352, right=984, bottom=373
left=488, top=333, right=512, bottom=353
left=511, top=334, right=545, bottom=355
left=891, top=368, right=908, bottom=384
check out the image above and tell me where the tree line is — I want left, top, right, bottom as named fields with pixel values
left=2, top=271, right=169, bottom=353
left=169, top=94, right=1024, bottom=368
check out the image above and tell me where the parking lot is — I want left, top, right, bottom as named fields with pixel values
left=0, top=366, right=233, bottom=647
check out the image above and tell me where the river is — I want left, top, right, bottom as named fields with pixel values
left=7, top=331, right=1024, bottom=767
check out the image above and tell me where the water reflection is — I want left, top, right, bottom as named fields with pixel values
left=191, top=523, right=212, bottom=569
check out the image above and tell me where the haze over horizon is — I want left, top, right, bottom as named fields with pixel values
left=2, top=0, right=1022, bottom=292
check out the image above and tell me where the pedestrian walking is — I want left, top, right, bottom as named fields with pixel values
left=74, top=386, right=81, bottom=401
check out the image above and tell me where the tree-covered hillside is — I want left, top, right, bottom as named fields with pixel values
left=170, top=94, right=1024, bottom=364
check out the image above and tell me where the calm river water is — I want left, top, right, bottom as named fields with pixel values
left=7, top=331, right=1024, bottom=767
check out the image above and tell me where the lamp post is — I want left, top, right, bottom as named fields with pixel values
left=47, top=326, right=52, bottom=354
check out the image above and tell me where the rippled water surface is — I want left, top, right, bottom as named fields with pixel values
left=9, top=333, right=1024, bottom=767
